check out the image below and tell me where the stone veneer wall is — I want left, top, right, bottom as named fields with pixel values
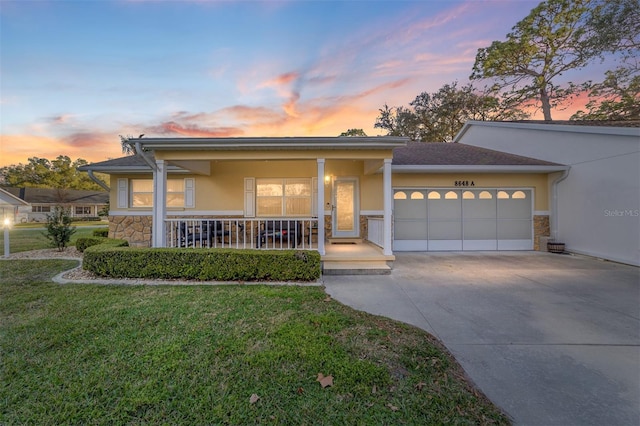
left=110, top=214, right=550, bottom=250
left=533, top=215, right=550, bottom=251
left=109, top=215, right=152, bottom=247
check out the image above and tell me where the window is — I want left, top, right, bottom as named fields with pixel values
left=256, top=178, right=311, bottom=216
left=130, top=179, right=185, bottom=208
left=410, top=191, right=425, bottom=200
left=32, top=205, right=51, bottom=213
left=445, top=191, right=458, bottom=199
left=75, top=206, right=91, bottom=215
left=428, top=191, right=441, bottom=199
left=463, top=191, right=475, bottom=199
left=394, top=191, right=407, bottom=200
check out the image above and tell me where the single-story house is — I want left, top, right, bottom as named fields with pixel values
left=1, top=187, right=109, bottom=223
left=455, top=120, right=639, bottom=267
left=79, top=134, right=573, bottom=272
left=0, top=187, right=30, bottom=224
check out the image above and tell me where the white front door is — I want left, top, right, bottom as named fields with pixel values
left=332, top=177, right=359, bottom=238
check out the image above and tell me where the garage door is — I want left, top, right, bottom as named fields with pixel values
left=393, top=188, right=533, bottom=251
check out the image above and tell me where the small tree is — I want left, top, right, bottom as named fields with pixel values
left=45, top=206, right=76, bottom=252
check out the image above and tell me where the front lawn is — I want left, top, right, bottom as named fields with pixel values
left=0, top=260, right=509, bottom=425
left=0, top=225, right=105, bottom=255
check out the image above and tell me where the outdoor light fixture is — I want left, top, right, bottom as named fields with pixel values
left=3, top=217, right=11, bottom=258
left=324, top=175, right=331, bottom=183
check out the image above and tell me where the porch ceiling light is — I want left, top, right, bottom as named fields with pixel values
left=324, top=175, right=331, bottom=183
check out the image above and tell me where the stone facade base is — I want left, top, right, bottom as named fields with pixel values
left=533, top=215, right=550, bottom=251
left=109, top=215, right=152, bottom=247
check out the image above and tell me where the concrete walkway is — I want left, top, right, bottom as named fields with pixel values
left=323, top=252, right=640, bottom=426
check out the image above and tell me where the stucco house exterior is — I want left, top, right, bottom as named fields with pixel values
left=455, top=121, right=639, bottom=266
left=0, top=187, right=109, bottom=223
left=79, top=135, right=571, bottom=271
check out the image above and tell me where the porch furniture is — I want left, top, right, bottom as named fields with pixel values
left=179, top=222, right=207, bottom=247
left=179, top=221, right=235, bottom=247
left=257, top=220, right=303, bottom=248
left=208, top=220, right=231, bottom=244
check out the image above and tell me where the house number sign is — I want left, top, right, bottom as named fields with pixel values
left=454, top=180, right=475, bottom=187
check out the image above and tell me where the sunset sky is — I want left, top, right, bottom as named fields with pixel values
left=0, top=0, right=615, bottom=167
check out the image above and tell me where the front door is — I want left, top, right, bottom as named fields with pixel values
left=332, top=177, right=359, bottom=238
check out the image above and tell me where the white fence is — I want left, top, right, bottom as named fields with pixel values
left=165, top=218, right=318, bottom=250
left=367, top=217, right=384, bottom=248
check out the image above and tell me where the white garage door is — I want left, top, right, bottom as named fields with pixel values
left=393, top=188, right=533, bottom=251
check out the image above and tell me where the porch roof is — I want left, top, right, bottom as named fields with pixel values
left=123, top=136, right=409, bottom=151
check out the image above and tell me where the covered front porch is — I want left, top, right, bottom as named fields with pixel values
left=131, top=137, right=407, bottom=259
left=163, top=216, right=394, bottom=274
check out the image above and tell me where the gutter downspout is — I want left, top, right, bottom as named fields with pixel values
left=135, top=141, right=157, bottom=171
left=550, top=167, right=570, bottom=241
left=87, top=170, right=110, bottom=191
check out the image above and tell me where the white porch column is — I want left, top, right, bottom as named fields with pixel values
left=317, top=159, right=325, bottom=255
left=383, top=158, right=393, bottom=256
left=152, top=159, right=167, bottom=248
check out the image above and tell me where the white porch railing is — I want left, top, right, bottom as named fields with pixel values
left=165, top=218, right=318, bottom=250
left=367, top=217, right=384, bottom=248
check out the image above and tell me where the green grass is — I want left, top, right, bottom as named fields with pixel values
left=0, top=260, right=510, bottom=425
left=0, top=225, right=106, bottom=255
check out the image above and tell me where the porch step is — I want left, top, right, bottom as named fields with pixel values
left=323, top=261, right=391, bottom=276
left=328, top=238, right=363, bottom=244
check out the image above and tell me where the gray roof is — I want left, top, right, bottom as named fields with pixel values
left=1, top=187, right=108, bottom=204
left=78, top=154, right=187, bottom=173
left=509, top=120, right=640, bottom=128
left=80, top=141, right=566, bottom=174
left=392, top=142, right=564, bottom=166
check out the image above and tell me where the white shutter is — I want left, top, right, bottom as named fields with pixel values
left=244, top=177, right=255, bottom=217
left=184, top=178, right=195, bottom=208
left=312, top=177, right=318, bottom=217
left=117, top=178, right=128, bottom=208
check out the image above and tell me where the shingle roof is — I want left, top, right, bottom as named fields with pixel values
left=78, top=155, right=149, bottom=168
left=509, top=120, right=640, bottom=128
left=392, top=142, right=563, bottom=166
left=1, top=187, right=108, bottom=204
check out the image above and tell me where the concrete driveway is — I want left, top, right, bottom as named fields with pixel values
left=323, top=252, right=640, bottom=426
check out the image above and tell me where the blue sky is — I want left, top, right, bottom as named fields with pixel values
left=0, top=0, right=609, bottom=166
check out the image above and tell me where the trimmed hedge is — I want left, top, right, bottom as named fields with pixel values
left=70, top=217, right=102, bottom=222
left=92, top=228, right=109, bottom=237
left=76, top=237, right=128, bottom=253
left=83, top=246, right=321, bottom=282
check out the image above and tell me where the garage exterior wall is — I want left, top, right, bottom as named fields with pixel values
left=457, top=123, right=640, bottom=266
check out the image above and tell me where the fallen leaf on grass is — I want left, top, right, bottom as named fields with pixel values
left=371, top=385, right=377, bottom=394
left=323, top=296, right=332, bottom=302
left=249, top=394, right=260, bottom=404
left=317, top=373, right=334, bottom=388
left=297, top=387, right=304, bottom=395
left=387, top=403, right=399, bottom=411
left=415, top=382, right=427, bottom=391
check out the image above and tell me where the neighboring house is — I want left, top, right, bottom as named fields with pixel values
left=0, top=187, right=30, bottom=224
left=1, top=187, right=109, bottom=223
left=79, top=136, right=569, bottom=271
left=455, top=120, right=640, bottom=266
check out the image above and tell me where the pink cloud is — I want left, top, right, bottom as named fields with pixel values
left=150, top=121, right=245, bottom=137
left=260, top=71, right=299, bottom=88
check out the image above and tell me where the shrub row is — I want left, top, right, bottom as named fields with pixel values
left=92, top=228, right=109, bottom=237
left=82, top=246, right=321, bottom=282
left=70, top=216, right=102, bottom=222
left=76, top=237, right=128, bottom=253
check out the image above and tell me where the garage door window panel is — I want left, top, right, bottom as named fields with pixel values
left=394, top=190, right=427, bottom=240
